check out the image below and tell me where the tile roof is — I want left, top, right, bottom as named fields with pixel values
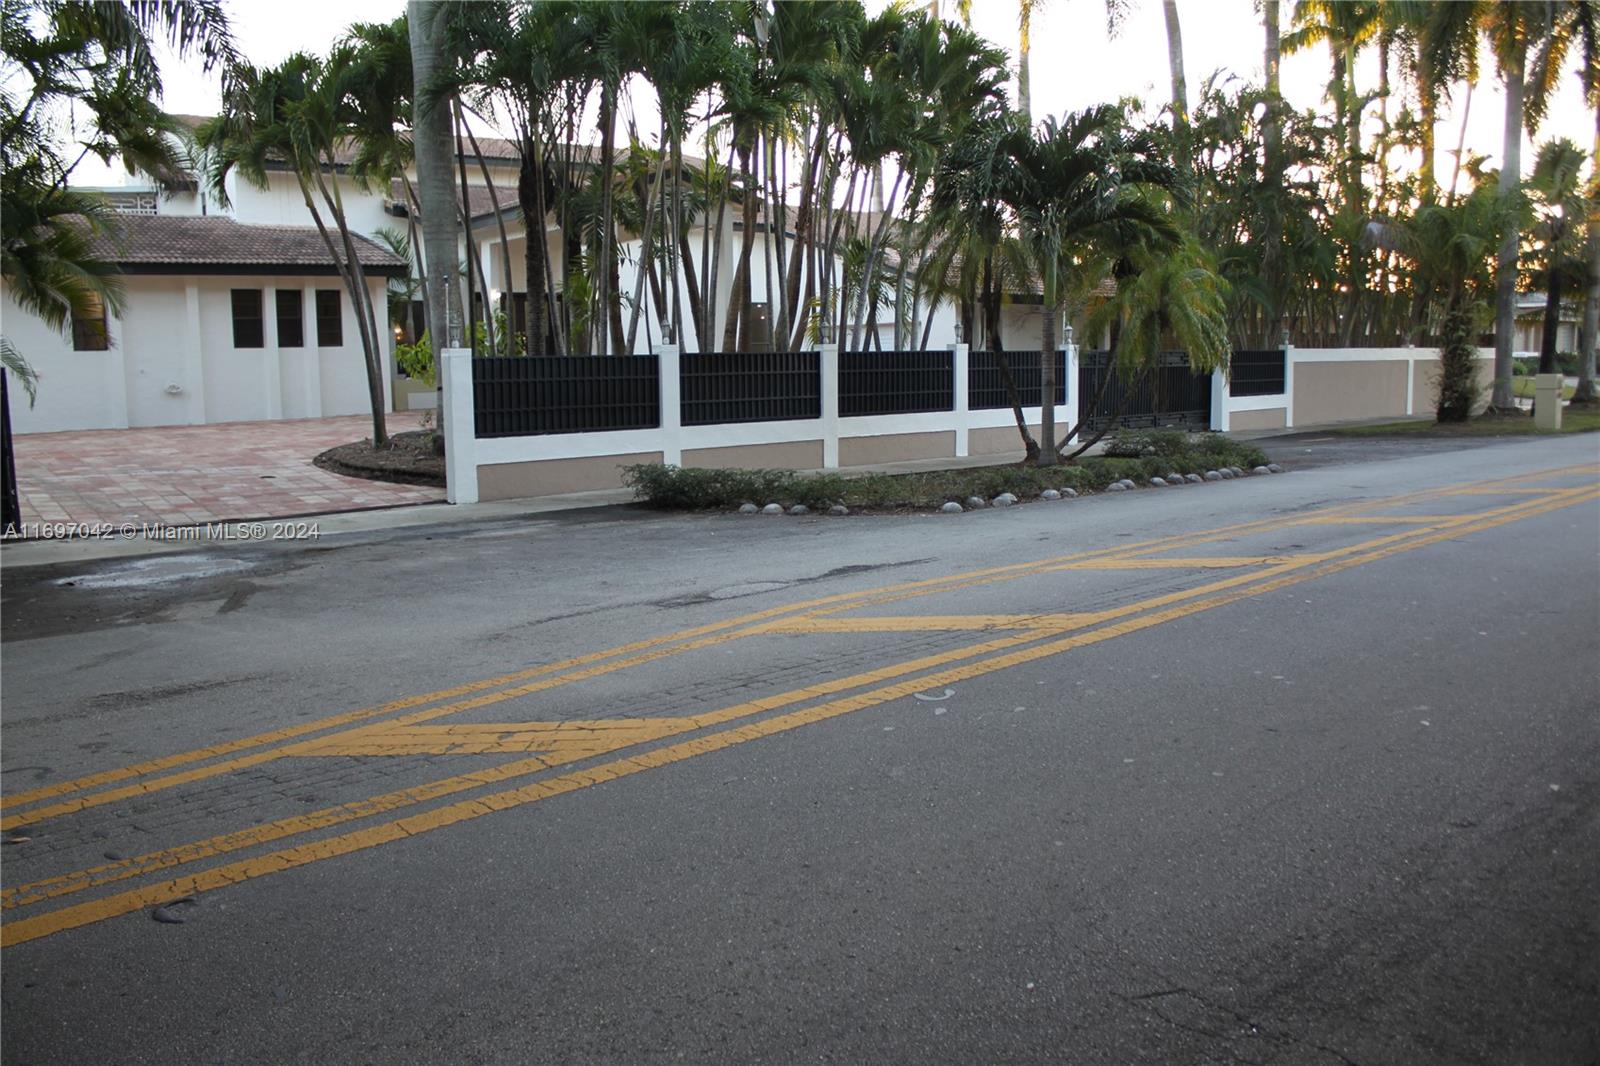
left=86, top=215, right=409, bottom=276
left=387, top=179, right=514, bottom=223
left=170, top=114, right=521, bottom=167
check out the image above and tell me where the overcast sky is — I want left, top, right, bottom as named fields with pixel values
left=88, top=0, right=1595, bottom=193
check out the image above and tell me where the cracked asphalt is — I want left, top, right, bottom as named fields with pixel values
left=1, top=433, right=1597, bottom=1065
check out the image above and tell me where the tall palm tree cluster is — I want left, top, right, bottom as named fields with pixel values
left=1194, top=0, right=1600, bottom=412
left=5, top=0, right=1598, bottom=444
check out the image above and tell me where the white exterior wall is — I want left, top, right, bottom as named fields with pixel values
left=4, top=275, right=392, bottom=434
left=478, top=213, right=966, bottom=356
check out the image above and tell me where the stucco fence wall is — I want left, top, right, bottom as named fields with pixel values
left=441, top=344, right=1083, bottom=504
left=441, top=345, right=1498, bottom=505
left=1214, top=346, right=1496, bottom=433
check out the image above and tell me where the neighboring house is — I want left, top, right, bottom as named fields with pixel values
left=1512, top=292, right=1582, bottom=358
left=25, top=118, right=1086, bottom=434
left=1, top=215, right=406, bottom=433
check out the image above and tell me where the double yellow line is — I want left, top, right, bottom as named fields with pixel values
left=2, top=467, right=1594, bottom=948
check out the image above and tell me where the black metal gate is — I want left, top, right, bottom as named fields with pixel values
left=1077, top=350, right=1211, bottom=432
left=2, top=370, right=20, bottom=531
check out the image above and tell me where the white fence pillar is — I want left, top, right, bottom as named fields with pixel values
left=441, top=348, right=478, bottom=504
left=951, top=342, right=970, bottom=457
left=819, top=343, right=839, bottom=468
left=1063, top=341, right=1079, bottom=448
left=1282, top=342, right=1296, bottom=428
left=654, top=343, right=682, bottom=466
left=1210, top=367, right=1230, bottom=433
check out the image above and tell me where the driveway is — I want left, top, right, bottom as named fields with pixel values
left=11, top=414, right=443, bottom=530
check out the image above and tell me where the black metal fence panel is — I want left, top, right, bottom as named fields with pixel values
left=473, top=355, right=660, bottom=438
left=680, top=351, right=821, bottom=426
left=1077, top=350, right=1212, bottom=431
left=968, top=350, right=1068, bottom=409
left=1231, top=348, right=1287, bottom=396
left=839, top=350, right=954, bottom=417
left=1, top=371, right=19, bottom=531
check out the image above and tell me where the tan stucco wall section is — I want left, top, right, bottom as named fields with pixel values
left=1230, top=407, right=1287, bottom=431
left=1292, top=360, right=1408, bottom=425
left=838, top=431, right=955, bottom=466
left=1411, top=358, right=1439, bottom=414
left=1473, top=359, right=1495, bottom=413
left=681, top=440, right=824, bottom=470
left=477, top=451, right=662, bottom=501
left=968, top=423, right=1072, bottom=455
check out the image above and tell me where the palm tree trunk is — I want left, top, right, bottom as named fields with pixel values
left=783, top=126, right=826, bottom=347
left=1038, top=302, right=1057, bottom=465
left=305, top=168, right=388, bottom=446
left=1538, top=263, right=1565, bottom=376
left=1491, top=39, right=1525, bottom=410
left=519, top=144, right=550, bottom=356
left=460, top=108, right=517, bottom=355
left=1261, top=0, right=1283, bottom=345
left=598, top=80, right=618, bottom=355
left=626, top=133, right=670, bottom=356
left=406, top=0, right=462, bottom=351
left=397, top=174, right=431, bottom=344
left=1018, top=0, right=1033, bottom=123
left=723, top=138, right=759, bottom=352
left=452, top=112, right=492, bottom=359
left=1577, top=225, right=1599, bottom=405
left=1163, top=0, right=1188, bottom=124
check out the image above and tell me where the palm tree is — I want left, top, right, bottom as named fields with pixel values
left=1284, top=1, right=1381, bottom=344
left=1483, top=1, right=1564, bottom=409
left=1064, top=240, right=1231, bottom=457
left=2, top=0, right=237, bottom=398
left=1529, top=0, right=1600, bottom=403
left=200, top=54, right=391, bottom=445
left=406, top=0, right=462, bottom=353
left=1525, top=139, right=1588, bottom=378
left=1000, top=106, right=1185, bottom=465
left=1368, top=179, right=1509, bottom=420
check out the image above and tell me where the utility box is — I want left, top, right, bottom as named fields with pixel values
left=1534, top=373, right=1564, bottom=431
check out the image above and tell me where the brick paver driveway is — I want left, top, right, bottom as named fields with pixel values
left=13, top=414, right=444, bottom=529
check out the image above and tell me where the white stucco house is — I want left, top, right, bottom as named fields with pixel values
left=2, top=215, right=407, bottom=434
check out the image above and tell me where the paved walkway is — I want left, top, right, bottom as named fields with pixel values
left=13, top=414, right=444, bottom=529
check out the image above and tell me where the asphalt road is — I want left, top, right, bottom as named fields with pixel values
left=2, top=435, right=1597, bottom=1065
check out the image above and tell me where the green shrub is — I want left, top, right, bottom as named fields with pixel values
left=624, top=431, right=1272, bottom=511
left=1103, top=428, right=1191, bottom=458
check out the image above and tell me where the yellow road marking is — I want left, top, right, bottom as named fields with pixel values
left=0, top=494, right=1414, bottom=824
left=6, top=481, right=1592, bottom=948
left=1056, top=555, right=1315, bottom=569
left=10, top=463, right=1589, bottom=819
left=295, top=719, right=700, bottom=757
left=1303, top=514, right=1482, bottom=525
left=6, top=468, right=1592, bottom=832
left=767, top=614, right=1108, bottom=633
left=5, top=536, right=1439, bottom=908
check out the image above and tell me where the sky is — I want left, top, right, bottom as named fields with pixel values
left=84, top=0, right=1596, bottom=194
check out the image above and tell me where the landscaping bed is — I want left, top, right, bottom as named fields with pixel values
left=624, top=431, right=1271, bottom=513
left=313, top=429, right=445, bottom=487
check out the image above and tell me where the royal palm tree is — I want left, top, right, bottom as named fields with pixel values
left=406, top=0, right=462, bottom=353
